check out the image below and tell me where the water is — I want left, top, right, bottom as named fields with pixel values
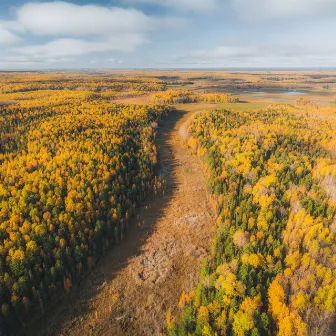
left=281, top=91, right=306, bottom=95
left=242, top=90, right=306, bottom=95
left=243, top=91, right=266, bottom=94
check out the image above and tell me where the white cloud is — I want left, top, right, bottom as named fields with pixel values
left=1, top=0, right=334, bottom=69
left=17, top=2, right=152, bottom=36
left=192, top=46, right=257, bottom=59
left=0, top=1, right=172, bottom=63
left=106, top=58, right=124, bottom=64
left=0, top=28, right=21, bottom=44
left=0, top=55, right=74, bottom=70
left=187, top=43, right=336, bottom=67
left=0, top=1, right=184, bottom=63
left=0, top=55, right=34, bottom=64
left=0, top=20, right=25, bottom=33
left=123, top=0, right=217, bottom=11
left=232, top=0, right=336, bottom=20
left=191, top=44, right=314, bottom=60
left=13, top=35, right=147, bottom=58
left=0, top=21, right=23, bottom=44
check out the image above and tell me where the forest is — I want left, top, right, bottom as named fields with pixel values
left=168, top=102, right=336, bottom=336
left=0, top=71, right=335, bottom=335
left=0, top=73, right=173, bottom=333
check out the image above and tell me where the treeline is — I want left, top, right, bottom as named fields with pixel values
left=153, top=90, right=239, bottom=104
left=0, top=73, right=166, bottom=94
left=167, top=104, right=336, bottom=336
left=0, top=79, right=174, bottom=334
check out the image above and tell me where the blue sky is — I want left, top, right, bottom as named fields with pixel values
left=1, top=0, right=336, bottom=69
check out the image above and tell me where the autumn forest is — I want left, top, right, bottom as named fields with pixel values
left=0, top=71, right=335, bottom=336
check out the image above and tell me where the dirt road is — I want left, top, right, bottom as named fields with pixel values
left=31, top=108, right=215, bottom=336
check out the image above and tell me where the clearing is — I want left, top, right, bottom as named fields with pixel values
left=29, top=107, right=216, bottom=336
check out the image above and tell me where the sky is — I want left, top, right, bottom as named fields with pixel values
left=1, top=0, right=336, bottom=69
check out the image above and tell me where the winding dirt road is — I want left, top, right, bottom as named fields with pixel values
left=30, top=108, right=215, bottom=336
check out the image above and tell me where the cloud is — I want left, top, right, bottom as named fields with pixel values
left=0, top=20, right=25, bottom=33
left=0, top=21, right=23, bottom=44
left=0, top=28, right=21, bottom=44
left=106, top=58, right=124, bottom=64
left=1, top=1, right=184, bottom=63
left=13, top=35, right=147, bottom=58
left=1, top=1, right=179, bottom=64
left=17, top=2, right=152, bottom=36
left=187, top=43, right=336, bottom=67
left=192, top=46, right=257, bottom=59
left=191, top=44, right=314, bottom=60
left=123, top=0, right=217, bottom=12
left=0, top=55, right=35, bottom=64
left=232, top=0, right=336, bottom=20
left=0, top=54, right=73, bottom=68
left=2, top=0, right=334, bottom=69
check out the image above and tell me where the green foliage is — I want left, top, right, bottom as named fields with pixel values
left=0, top=74, right=173, bottom=333
left=169, top=105, right=336, bottom=335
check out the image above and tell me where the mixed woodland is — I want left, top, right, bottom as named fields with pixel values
left=0, top=72, right=335, bottom=335
left=0, top=73, right=172, bottom=333
left=168, top=102, right=336, bottom=336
